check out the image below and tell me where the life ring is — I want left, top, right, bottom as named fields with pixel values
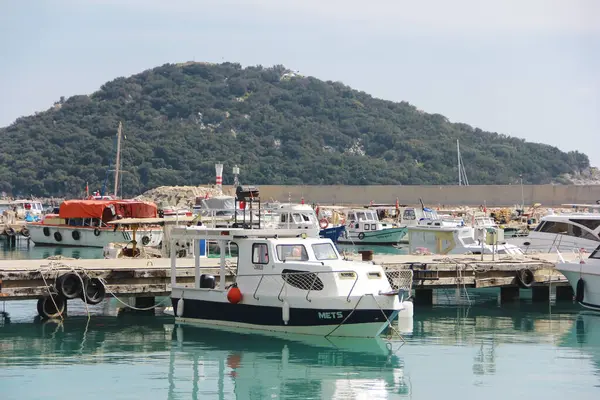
left=576, top=278, right=585, bottom=303
left=94, top=228, right=101, bottom=237
left=358, top=232, right=365, bottom=240
left=319, top=218, right=328, bottom=229
left=72, top=230, right=81, bottom=241
left=37, top=293, right=66, bottom=319
left=141, top=235, right=150, bottom=246
left=516, top=269, right=534, bottom=288
left=54, top=232, right=62, bottom=242
left=81, top=278, right=105, bottom=305
left=56, top=272, right=83, bottom=299
left=21, top=228, right=30, bottom=237
left=43, top=227, right=50, bottom=237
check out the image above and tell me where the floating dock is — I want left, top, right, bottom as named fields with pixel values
left=0, top=252, right=579, bottom=317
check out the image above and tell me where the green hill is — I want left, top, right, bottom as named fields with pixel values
left=0, top=62, right=590, bottom=197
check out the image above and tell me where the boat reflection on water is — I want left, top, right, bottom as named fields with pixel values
left=559, top=311, right=600, bottom=368
left=168, top=323, right=410, bottom=399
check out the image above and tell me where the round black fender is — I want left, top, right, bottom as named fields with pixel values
left=53, top=231, right=62, bottom=242
left=72, top=230, right=81, bottom=241
left=56, top=272, right=83, bottom=299
left=576, top=278, right=585, bottom=303
left=37, top=293, right=66, bottom=319
left=516, top=269, right=534, bottom=288
left=81, top=278, right=106, bottom=305
left=43, top=227, right=51, bottom=237
left=21, top=227, right=30, bottom=237
left=141, top=235, right=150, bottom=246
left=94, top=228, right=101, bottom=237
left=358, top=232, right=365, bottom=240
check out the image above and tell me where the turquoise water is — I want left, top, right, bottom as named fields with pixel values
left=2, top=243, right=600, bottom=399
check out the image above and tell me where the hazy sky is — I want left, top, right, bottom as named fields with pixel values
left=2, top=0, right=599, bottom=166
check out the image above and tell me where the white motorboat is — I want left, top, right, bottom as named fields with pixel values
left=169, top=227, right=413, bottom=337
left=408, top=224, right=523, bottom=255
left=556, top=245, right=600, bottom=310
left=508, top=212, right=600, bottom=253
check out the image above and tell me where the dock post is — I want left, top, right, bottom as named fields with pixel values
left=555, top=285, right=574, bottom=302
left=500, top=286, right=520, bottom=303
left=531, top=286, right=550, bottom=302
left=134, top=297, right=156, bottom=314
left=413, top=289, right=433, bottom=306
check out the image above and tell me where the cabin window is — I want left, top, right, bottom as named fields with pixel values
left=570, top=219, right=600, bottom=232
left=281, top=269, right=324, bottom=291
left=252, top=243, right=269, bottom=264
left=276, top=245, right=309, bottom=262
left=292, top=213, right=302, bottom=223
left=312, top=243, right=338, bottom=260
left=366, top=212, right=375, bottom=221
left=403, top=209, right=416, bottom=220
left=364, top=224, right=370, bottom=230
left=537, top=221, right=600, bottom=241
left=302, top=214, right=310, bottom=222
left=371, top=224, right=376, bottom=230
left=356, top=212, right=367, bottom=221
left=280, top=214, right=288, bottom=223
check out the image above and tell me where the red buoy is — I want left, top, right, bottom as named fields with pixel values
left=227, top=285, right=243, bottom=304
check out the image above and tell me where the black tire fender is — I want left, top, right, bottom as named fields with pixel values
left=516, top=269, right=534, bottom=288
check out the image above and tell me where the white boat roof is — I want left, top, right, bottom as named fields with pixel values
left=562, top=203, right=600, bottom=209
left=171, top=227, right=320, bottom=240
left=542, top=213, right=600, bottom=220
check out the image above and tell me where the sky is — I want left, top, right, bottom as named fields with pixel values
left=1, top=0, right=599, bottom=166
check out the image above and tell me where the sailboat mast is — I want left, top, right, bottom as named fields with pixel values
left=457, top=139, right=461, bottom=186
left=114, top=122, right=122, bottom=198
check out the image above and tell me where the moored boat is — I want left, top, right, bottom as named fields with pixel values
left=27, top=199, right=163, bottom=247
left=337, top=209, right=406, bottom=245
left=169, top=227, right=413, bottom=337
left=556, top=246, right=600, bottom=311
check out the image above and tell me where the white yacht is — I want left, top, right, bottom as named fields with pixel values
left=169, top=227, right=413, bottom=337
left=508, top=213, right=600, bottom=253
left=556, top=245, right=600, bottom=310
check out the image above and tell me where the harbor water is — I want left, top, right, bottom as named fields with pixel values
left=1, top=242, right=600, bottom=399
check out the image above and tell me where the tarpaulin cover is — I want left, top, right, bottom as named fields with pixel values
left=59, top=200, right=157, bottom=219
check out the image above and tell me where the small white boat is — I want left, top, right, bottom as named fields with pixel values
left=169, top=227, right=413, bottom=337
left=408, top=224, right=523, bottom=255
left=556, top=245, right=600, bottom=310
left=10, top=200, right=44, bottom=219
left=337, top=209, right=407, bottom=245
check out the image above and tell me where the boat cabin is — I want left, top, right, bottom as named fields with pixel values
left=532, top=215, right=600, bottom=242
left=10, top=200, right=44, bottom=218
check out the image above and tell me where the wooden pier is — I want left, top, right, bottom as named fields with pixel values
left=0, top=252, right=580, bottom=317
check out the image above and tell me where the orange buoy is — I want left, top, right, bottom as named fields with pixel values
left=227, top=285, right=243, bottom=304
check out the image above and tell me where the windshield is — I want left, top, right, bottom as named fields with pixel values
left=312, top=243, right=338, bottom=260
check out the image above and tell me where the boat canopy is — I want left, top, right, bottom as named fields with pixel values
left=59, top=200, right=157, bottom=220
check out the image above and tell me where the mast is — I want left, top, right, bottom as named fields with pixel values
left=457, top=139, right=461, bottom=186
left=114, top=121, right=122, bottom=198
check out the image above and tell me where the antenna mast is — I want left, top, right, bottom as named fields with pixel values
left=114, top=122, right=122, bottom=197
left=457, top=139, right=469, bottom=186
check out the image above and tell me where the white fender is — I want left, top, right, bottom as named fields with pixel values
left=282, top=300, right=290, bottom=325
left=176, top=298, right=185, bottom=317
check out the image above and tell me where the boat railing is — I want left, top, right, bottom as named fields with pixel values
left=239, top=269, right=360, bottom=303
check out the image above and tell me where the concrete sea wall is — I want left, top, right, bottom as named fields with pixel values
left=241, top=185, right=600, bottom=207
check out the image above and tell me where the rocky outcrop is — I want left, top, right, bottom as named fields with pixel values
left=134, top=186, right=225, bottom=209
